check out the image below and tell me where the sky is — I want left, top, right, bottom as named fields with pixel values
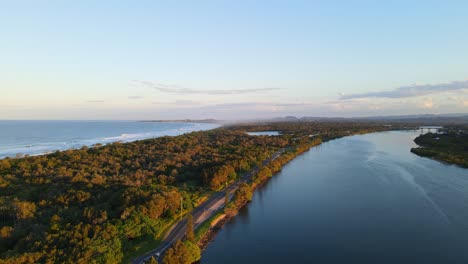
left=1, top=0, right=468, bottom=120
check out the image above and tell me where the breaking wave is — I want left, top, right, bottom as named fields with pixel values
left=0, top=122, right=219, bottom=159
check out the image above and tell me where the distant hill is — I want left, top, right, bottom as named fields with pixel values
left=261, top=113, right=468, bottom=125
left=141, top=114, right=468, bottom=125
left=357, top=113, right=468, bottom=124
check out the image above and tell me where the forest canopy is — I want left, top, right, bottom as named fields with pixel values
left=0, top=123, right=388, bottom=263
left=411, top=126, right=468, bottom=168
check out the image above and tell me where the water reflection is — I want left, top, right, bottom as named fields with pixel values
left=201, top=131, right=468, bottom=264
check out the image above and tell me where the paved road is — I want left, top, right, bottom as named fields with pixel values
left=132, top=149, right=284, bottom=264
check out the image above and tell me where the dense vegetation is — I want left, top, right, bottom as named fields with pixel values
left=0, top=130, right=287, bottom=263
left=411, top=126, right=468, bottom=168
left=225, top=121, right=399, bottom=140
left=0, top=122, right=389, bottom=263
left=160, top=215, right=199, bottom=264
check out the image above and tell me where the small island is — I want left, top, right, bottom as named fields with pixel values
left=411, top=126, right=468, bottom=168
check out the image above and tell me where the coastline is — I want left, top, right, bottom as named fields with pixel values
left=0, top=123, right=393, bottom=263
left=0, top=121, right=220, bottom=160
left=139, top=119, right=220, bottom=124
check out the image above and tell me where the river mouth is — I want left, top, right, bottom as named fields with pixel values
left=201, top=130, right=468, bottom=264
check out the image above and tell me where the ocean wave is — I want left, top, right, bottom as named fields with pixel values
left=0, top=122, right=220, bottom=159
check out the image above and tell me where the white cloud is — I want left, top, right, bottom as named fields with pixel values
left=340, top=80, right=468, bottom=99
left=135, top=80, right=280, bottom=95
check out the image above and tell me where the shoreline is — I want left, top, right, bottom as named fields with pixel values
left=193, top=129, right=468, bottom=264
left=131, top=147, right=291, bottom=264
left=194, top=138, right=322, bottom=260
left=411, top=147, right=468, bottom=168
left=139, top=119, right=220, bottom=124
left=410, top=127, right=468, bottom=168
left=1, top=123, right=394, bottom=263
left=0, top=122, right=220, bottom=160
left=130, top=128, right=395, bottom=263
left=192, top=129, right=404, bottom=261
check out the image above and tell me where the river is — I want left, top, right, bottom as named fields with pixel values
left=201, top=130, right=468, bottom=264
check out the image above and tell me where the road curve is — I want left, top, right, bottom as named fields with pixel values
left=132, top=149, right=284, bottom=264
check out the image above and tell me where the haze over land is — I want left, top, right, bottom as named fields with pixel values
left=2, top=1, right=468, bottom=120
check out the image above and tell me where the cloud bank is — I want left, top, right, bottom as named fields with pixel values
left=340, top=80, right=468, bottom=100
left=135, top=80, right=280, bottom=95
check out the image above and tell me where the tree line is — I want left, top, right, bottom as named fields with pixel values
left=411, top=126, right=468, bottom=168
left=0, top=123, right=388, bottom=263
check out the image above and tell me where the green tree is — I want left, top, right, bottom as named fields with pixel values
left=233, top=183, right=253, bottom=207
left=148, top=256, right=158, bottom=264
left=0, top=226, right=13, bottom=238
left=184, top=241, right=201, bottom=262
left=224, top=203, right=237, bottom=217
left=146, top=194, right=166, bottom=219
left=162, top=248, right=176, bottom=264
left=0, top=159, right=11, bottom=170
left=0, top=121, right=382, bottom=262
left=13, top=200, right=36, bottom=220
left=162, top=240, right=191, bottom=264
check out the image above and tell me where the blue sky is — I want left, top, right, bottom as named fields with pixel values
left=1, top=0, right=468, bottom=119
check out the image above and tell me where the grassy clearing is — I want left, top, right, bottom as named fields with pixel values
left=195, top=210, right=225, bottom=242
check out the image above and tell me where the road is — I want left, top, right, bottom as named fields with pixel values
left=132, top=149, right=284, bottom=264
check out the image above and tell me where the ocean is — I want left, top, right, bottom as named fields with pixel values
left=0, top=120, right=219, bottom=159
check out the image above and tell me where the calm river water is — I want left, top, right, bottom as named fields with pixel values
left=201, top=130, right=468, bottom=264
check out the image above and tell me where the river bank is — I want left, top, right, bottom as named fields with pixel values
left=194, top=138, right=324, bottom=259
left=0, top=122, right=392, bottom=263
left=200, top=130, right=468, bottom=264
left=411, top=127, right=468, bottom=168
left=141, top=138, right=324, bottom=263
